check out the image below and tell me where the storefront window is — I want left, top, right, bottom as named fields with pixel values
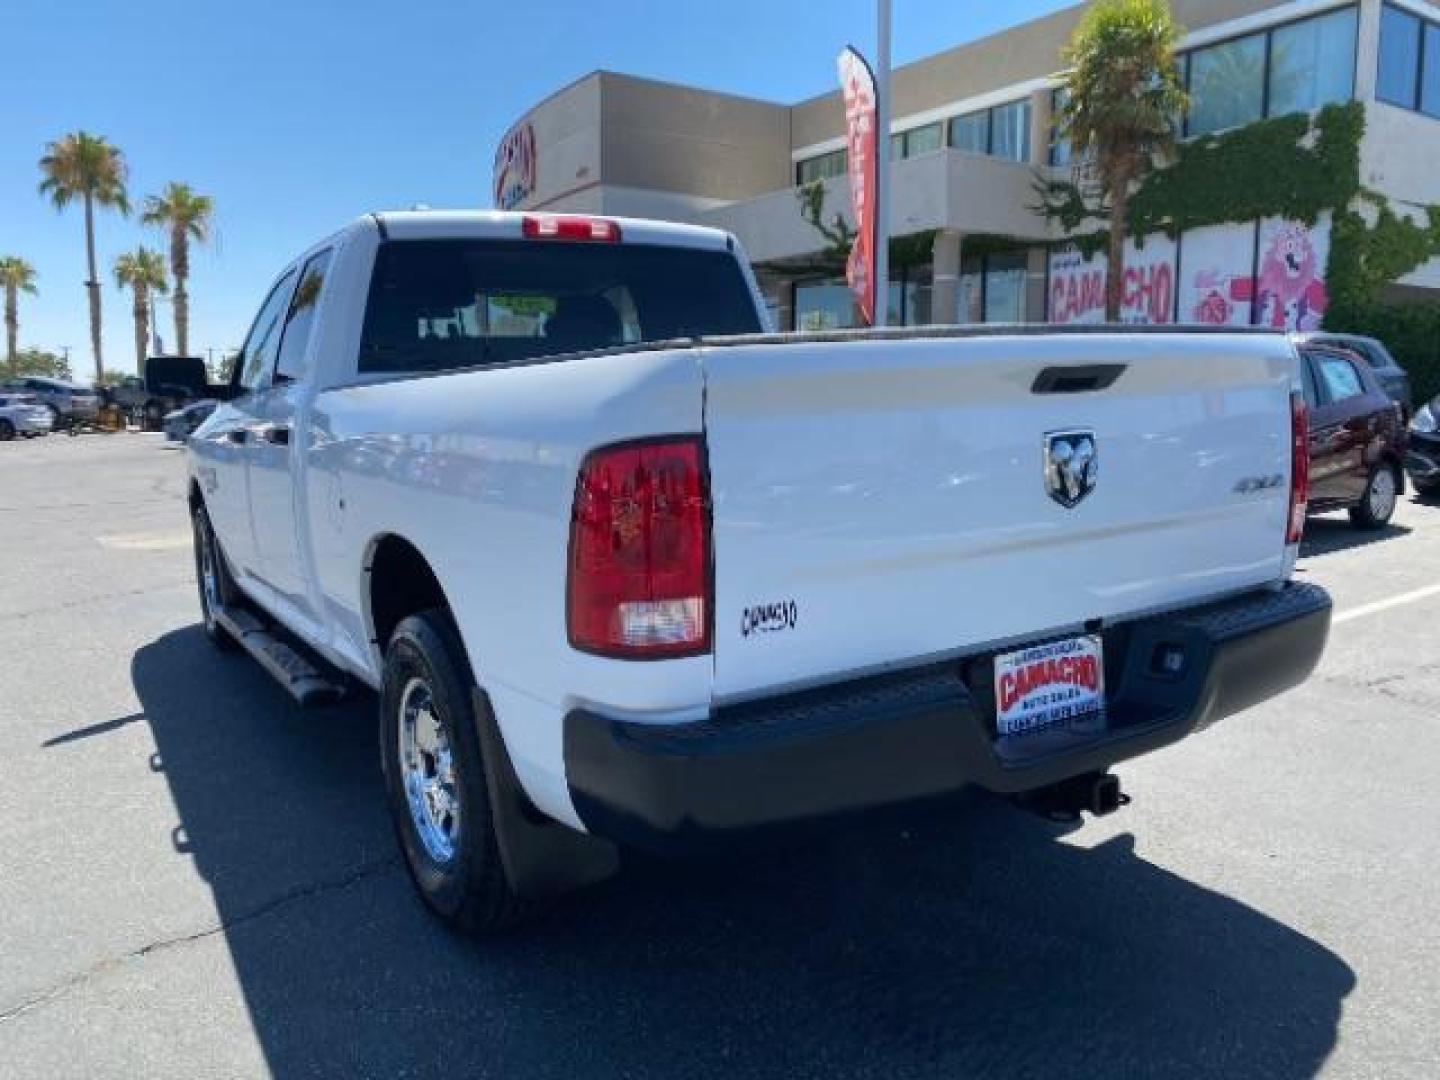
left=794, top=280, right=858, bottom=330
left=793, top=267, right=935, bottom=329
left=984, top=252, right=1028, bottom=323
left=1187, top=33, right=1266, bottom=135
left=1268, top=7, right=1357, bottom=116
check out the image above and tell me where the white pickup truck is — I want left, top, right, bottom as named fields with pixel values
left=187, top=210, right=1330, bottom=933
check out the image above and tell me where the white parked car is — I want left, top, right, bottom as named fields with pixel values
left=186, top=210, right=1331, bottom=934
left=0, top=392, right=54, bottom=439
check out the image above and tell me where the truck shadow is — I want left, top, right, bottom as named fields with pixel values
left=131, top=626, right=1353, bottom=1079
left=1300, top=516, right=1410, bottom=558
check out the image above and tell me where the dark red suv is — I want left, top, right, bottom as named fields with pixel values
left=1297, top=340, right=1407, bottom=530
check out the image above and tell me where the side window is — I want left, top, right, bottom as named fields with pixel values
left=275, top=250, right=333, bottom=382
left=1300, top=354, right=1322, bottom=409
left=1318, top=354, right=1365, bottom=402
left=236, top=270, right=298, bottom=393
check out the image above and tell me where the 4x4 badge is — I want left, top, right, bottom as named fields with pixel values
left=1044, top=430, right=1098, bottom=508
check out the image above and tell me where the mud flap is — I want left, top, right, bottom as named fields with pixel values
left=472, top=689, right=619, bottom=900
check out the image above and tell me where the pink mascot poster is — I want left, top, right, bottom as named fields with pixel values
left=1254, top=214, right=1331, bottom=331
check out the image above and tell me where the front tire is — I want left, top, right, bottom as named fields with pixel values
left=0, top=419, right=14, bottom=442
left=192, top=506, right=238, bottom=650
left=380, top=610, right=523, bottom=935
left=1350, top=463, right=1401, bottom=529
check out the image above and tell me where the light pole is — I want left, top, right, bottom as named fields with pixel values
left=874, top=0, right=892, bottom=328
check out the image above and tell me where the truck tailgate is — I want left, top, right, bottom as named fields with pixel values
left=701, top=332, right=1297, bottom=701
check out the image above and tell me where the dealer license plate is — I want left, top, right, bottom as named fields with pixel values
left=993, top=635, right=1105, bottom=737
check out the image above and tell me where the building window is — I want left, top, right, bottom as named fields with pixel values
left=984, top=251, right=1028, bottom=322
left=1181, top=6, right=1359, bottom=135
left=1425, top=24, right=1440, bottom=116
left=947, top=99, right=1031, bottom=161
left=991, top=100, right=1032, bottom=161
left=793, top=266, right=933, bottom=329
left=1048, top=88, right=1072, bottom=166
left=891, top=122, right=943, bottom=160
left=1378, top=5, right=1421, bottom=107
left=956, top=250, right=1036, bottom=323
left=1187, top=32, right=1266, bottom=135
left=1268, top=6, right=1357, bottom=116
left=949, top=110, right=989, bottom=153
left=1378, top=4, right=1440, bottom=117
left=796, top=149, right=846, bottom=186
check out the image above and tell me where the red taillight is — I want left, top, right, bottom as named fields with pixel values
left=1287, top=391, right=1309, bottom=544
left=567, top=437, right=710, bottom=658
left=522, top=214, right=622, bottom=243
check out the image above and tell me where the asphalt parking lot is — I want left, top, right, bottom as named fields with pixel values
left=1, top=433, right=1438, bottom=1079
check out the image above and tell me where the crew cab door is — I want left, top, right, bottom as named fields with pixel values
left=194, top=268, right=297, bottom=580
left=246, top=249, right=331, bottom=621
left=1306, top=347, right=1371, bottom=506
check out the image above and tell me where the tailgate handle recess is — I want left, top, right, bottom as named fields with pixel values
left=1031, top=364, right=1127, bottom=395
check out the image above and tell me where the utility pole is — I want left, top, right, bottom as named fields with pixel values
left=874, top=0, right=892, bottom=327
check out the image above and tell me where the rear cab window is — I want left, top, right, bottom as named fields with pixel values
left=357, top=239, right=762, bottom=375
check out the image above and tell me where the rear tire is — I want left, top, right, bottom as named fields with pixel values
left=0, top=420, right=14, bottom=442
left=1350, top=463, right=1401, bottom=529
left=381, top=610, right=524, bottom=935
left=192, top=506, right=238, bottom=650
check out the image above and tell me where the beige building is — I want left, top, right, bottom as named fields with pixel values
left=494, top=0, right=1440, bottom=331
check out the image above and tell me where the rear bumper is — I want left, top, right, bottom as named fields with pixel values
left=12, top=413, right=53, bottom=433
left=565, top=582, right=1331, bottom=849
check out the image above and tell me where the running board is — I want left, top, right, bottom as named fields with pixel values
left=214, top=605, right=347, bottom=707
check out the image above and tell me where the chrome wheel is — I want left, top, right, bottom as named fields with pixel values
left=397, top=677, right=461, bottom=865
left=198, top=524, right=220, bottom=626
left=1369, top=467, right=1397, bottom=522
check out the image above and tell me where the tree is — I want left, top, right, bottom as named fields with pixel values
left=1, top=348, right=70, bottom=382
left=1054, top=0, right=1186, bottom=319
left=0, top=256, right=38, bottom=366
left=142, top=182, right=213, bottom=356
left=37, top=132, right=130, bottom=383
left=113, top=248, right=169, bottom=373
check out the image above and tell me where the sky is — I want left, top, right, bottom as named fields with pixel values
left=5, top=0, right=1074, bottom=382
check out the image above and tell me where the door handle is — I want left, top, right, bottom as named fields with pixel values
left=225, top=428, right=249, bottom=445
left=262, top=424, right=291, bottom=446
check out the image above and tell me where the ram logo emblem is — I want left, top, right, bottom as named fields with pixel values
left=1043, top=430, right=1098, bottom=508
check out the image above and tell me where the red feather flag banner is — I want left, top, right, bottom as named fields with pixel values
left=838, top=45, right=878, bottom=326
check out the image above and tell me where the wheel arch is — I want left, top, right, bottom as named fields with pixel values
left=363, top=532, right=459, bottom=662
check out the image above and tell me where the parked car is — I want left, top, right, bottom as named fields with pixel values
left=185, top=210, right=1330, bottom=935
left=0, top=376, right=99, bottom=428
left=0, top=392, right=53, bottom=439
left=1296, top=339, right=1407, bottom=528
left=163, top=399, right=217, bottom=441
left=1404, top=394, right=1440, bottom=497
left=1293, top=331, right=1412, bottom=418
left=103, top=363, right=210, bottom=430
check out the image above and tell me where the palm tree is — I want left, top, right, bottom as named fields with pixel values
left=113, top=249, right=168, bottom=372
left=142, top=182, right=213, bottom=357
left=38, top=131, right=130, bottom=383
left=0, top=257, right=38, bottom=367
left=1057, top=0, right=1186, bottom=320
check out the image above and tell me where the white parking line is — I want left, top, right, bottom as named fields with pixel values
left=1334, top=583, right=1440, bottom=625
left=95, top=531, right=192, bottom=552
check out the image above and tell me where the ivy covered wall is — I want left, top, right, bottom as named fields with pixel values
left=1046, top=102, right=1440, bottom=400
